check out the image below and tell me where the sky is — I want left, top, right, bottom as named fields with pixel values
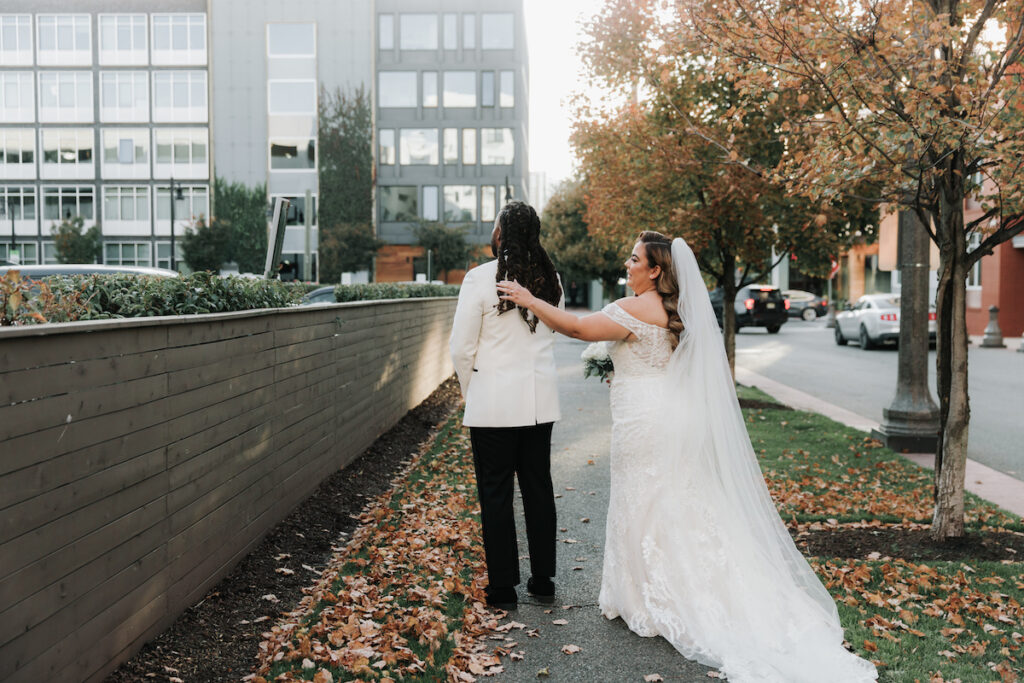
left=523, top=0, right=607, bottom=188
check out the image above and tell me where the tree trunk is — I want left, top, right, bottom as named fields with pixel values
left=931, top=176, right=971, bottom=541
left=722, top=251, right=737, bottom=378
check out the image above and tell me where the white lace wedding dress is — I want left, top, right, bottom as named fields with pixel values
left=597, top=289, right=877, bottom=682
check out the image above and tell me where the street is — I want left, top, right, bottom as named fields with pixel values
left=734, top=320, right=1024, bottom=480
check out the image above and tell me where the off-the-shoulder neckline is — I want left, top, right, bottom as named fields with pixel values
left=606, top=301, right=670, bottom=332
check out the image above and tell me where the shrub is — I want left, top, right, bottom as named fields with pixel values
left=41, top=272, right=303, bottom=320
left=333, top=283, right=460, bottom=302
left=2, top=275, right=457, bottom=326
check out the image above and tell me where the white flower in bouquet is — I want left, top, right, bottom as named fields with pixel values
left=581, top=342, right=614, bottom=382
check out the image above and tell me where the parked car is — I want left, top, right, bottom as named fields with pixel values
left=834, top=294, right=937, bottom=349
left=299, top=285, right=337, bottom=305
left=783, top=289, right=829, bottom=321
left=710, top=284, right=789, bottom=333
left=0, top=264, right=179, bottom=279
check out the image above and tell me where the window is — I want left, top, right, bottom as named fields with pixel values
left=267, top=23, right=315, bottom=57
left=0, top=129, right=35, bottom=174
left=105, top=242, right=151, bottom=266
left=153, top=70, right=207, bottom=122
left=400, top=14, right=437, bottom=50
left=0, top=186, right=36, bottom=220
left=379, top=129, right=395, bottom=165
left=0, top=15, right=33, bottom=65
left=43, top=185, right=94, bottom=222
left=0, top=242, right=38, bottom=265
left=155, top=241, right=183, bottom=270
left=481, top=128, right=514, bottom=165
left=270, top=138, right=315, bottom=170
left=378, top=72, right=417, bottom=107
left=500, top=71, right=514, bottom=107
left=481, top=185, right=498, bottom=222
left=444, top=186, right=477, bottom=222
left=463, top=14, right=475, bottom=49
left=154, top=128, right=208, bottom=176
left=40, top=129, right=93, bottom=178
left=399, top=129, right=438, bottom=165
left=423, top=71, right=438, bottom=107
left=267, top=80, right=315, bottom=115
left=482, top=71, right=495, bottom=107
left=462, top=129, right=476, bottom=165
left=379, top=185, right=417, bottom=221
left=443, top=128, right=458, bottom=165
left=152, top=14, right=206, bottom=65
left=443, top=71, right=476, bottom=107
left=100, top=71, right=149, bottom=122
left=423, top=186, right=439, bottom=221
left=103, top=186, right=149, bottom=221
left=37, top=15, right=91, bottom=66
left=270, top=194, right=317, bottom=226
left=378, top=14, right=394, bottom=50
left=443, top=14, right=457, bottom=50
left=156, top=185, right=208, bottom=222
left=42, top=241, right=59, bottom=264
left=98, top=15, right=147, bottom=65
left=481, top=13, right=514, bottom=50
left=0, top=72, right=33, bottom=122
left=101, top=128, right=149, bottom=178
left=967, top=233, right=982, bottom=288
left=38, top=71, right=93, bottom=122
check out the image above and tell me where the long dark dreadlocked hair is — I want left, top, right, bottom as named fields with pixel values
left=495, top=200, right=562, bottom=333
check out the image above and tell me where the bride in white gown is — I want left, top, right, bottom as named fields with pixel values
left=497, top=231, right=876, bottom=682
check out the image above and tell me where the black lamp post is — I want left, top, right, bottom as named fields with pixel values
left=169, top=177, right=184, bottom=271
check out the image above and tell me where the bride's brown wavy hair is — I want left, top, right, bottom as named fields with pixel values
left=637, top=231, right=683, bottom=350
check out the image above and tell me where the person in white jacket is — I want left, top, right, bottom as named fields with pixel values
left=449, top=200, right=563, bottom=610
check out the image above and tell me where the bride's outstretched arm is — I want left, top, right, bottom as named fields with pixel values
left=497, top=280, right=630, bottom=342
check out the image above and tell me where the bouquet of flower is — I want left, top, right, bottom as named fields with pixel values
left=581, top=342, right=614, bottom=382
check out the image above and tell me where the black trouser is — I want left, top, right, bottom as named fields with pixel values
left=469, top=423, right=556, bottom=588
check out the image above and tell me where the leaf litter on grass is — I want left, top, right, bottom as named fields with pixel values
left=252, top=414, right=506, bottom=682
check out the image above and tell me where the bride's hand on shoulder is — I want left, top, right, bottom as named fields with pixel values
left=497, top=280, right=536, bottom=308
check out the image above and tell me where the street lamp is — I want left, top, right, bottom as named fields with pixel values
left=169, top=177, right=184, bottom=271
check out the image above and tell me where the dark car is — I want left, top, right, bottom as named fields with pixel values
left=783, top=289, right=829, bottom=321
left=710, top=284, right=789, bottom=333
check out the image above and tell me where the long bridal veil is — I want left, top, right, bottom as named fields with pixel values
left=650, top=238, right=877, bottom=682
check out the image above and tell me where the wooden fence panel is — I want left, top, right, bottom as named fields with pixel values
left=0, top=298, right=457, bottom=683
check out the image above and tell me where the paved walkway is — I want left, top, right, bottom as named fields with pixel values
left=498, top=335, right=713, bottom=681
left=493, top=331, right=1024, bottom=682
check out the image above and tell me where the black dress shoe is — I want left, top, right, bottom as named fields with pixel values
left=527, top=576, right=555, bottom=603
left=485, top=586, right=518, bottom=610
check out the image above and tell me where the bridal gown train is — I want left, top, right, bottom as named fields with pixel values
left=597, top=301, right=877, bottom=683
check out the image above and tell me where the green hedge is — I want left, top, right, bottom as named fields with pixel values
left=3, top=273, right=461, bottom=326
left=333, top=283, right=460, bottom=302
left=40, top=272, right=306, bottom=319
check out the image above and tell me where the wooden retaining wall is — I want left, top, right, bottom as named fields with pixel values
left=0, top=298, right=457, bottom=683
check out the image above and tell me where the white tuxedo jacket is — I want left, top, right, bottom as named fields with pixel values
left=449, top=260, right=562, bottom=428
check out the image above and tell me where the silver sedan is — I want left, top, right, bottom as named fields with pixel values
left=834, top=294, right=936, bottom=349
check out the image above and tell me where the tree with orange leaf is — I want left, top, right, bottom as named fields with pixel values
left=683, top=0, right=1024, bottom=539
left=573, top=1, right=873, bottom=373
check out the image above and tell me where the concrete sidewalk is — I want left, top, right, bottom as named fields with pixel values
left=493, top=333, right=1024, bottom=682
left=736, top=366, right=1024, bottom=519
left=497, top=335, right=714, bottom=681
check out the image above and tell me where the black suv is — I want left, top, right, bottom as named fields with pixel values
left=710, top=284, right=789, bottom=333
